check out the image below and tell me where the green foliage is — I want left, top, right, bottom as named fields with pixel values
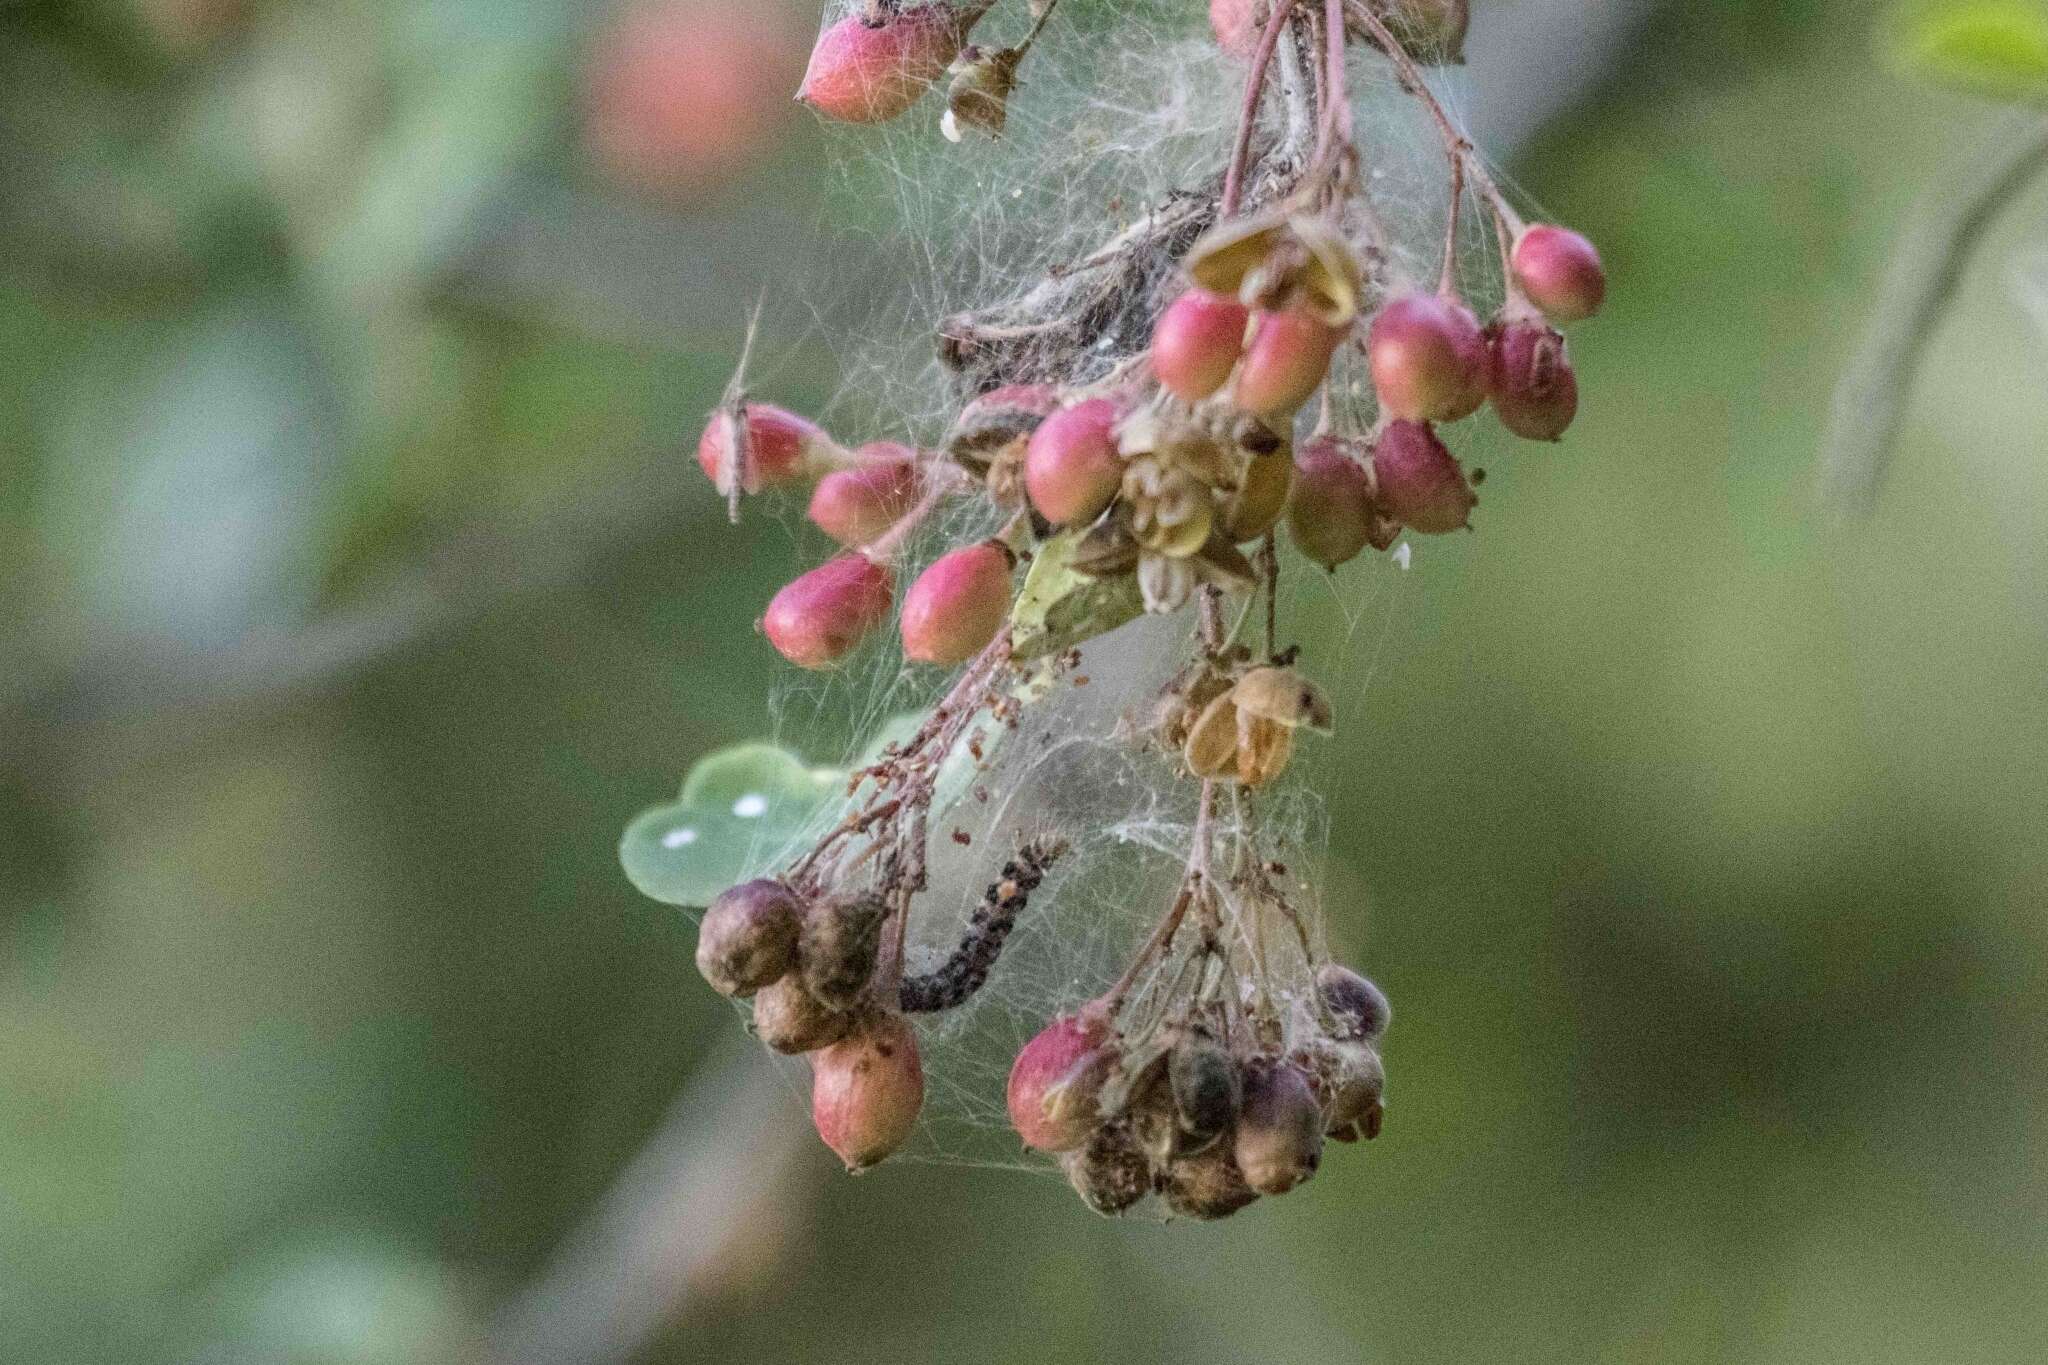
left=620, top=742, right=846, bottom=908
left=1008, top=527, right=1145, bottom=661
left=1893, top=1, right=2048, bottom=103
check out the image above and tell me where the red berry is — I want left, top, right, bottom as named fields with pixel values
left=811, top=1013, right=925, bottom=1171
left=760, top=554, right=895, bottom=669
left=1233, top=308, right=1344, bottom=417
left=1510, top=225, right=1606, bottom=323
left=1371, top=420, right=1475, bottom=534
left=1487, top=320, right=1579, bottom=442
left=1151, top=289, right=1249, bottom=402
left=583, top=1, right=803, bottom=198
left=797, top=3, right=984, bottom=124
left=1367, top=292, right=1487, bottom=422
left=1024, top=398, right=1124, bottom=526
left=1285, top=436, right=1393, bottom=569
left=1234, top=1060, right=1323, bottom=1195
left=696, top=879, right=803, bottom=997
left=808, top=449, right=921, bottom=548
left=1007, top=1011, right=1115, bottom=1152
left=696, top=403, right=844, bottom=495
left=900, top=541, right=1014, bottom=665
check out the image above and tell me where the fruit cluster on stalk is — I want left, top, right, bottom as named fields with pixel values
left=669, top=0, right=1608, bottom=1214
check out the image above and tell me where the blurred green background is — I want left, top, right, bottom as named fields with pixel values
left=5, top=1, right=2048, bottom=1362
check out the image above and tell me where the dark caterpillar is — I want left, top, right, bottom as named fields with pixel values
left=898, top=835, right=1068, bottom=1014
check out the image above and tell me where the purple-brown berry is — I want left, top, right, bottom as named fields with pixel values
left=900, top=541, right=1014, bottom=665
left=1024, top=397, right=1123, bottom=526
left=810, top=1013, right=925, bottom=1171
left=1315, top=963, right=1391, bottom=1042
left=1151, top=289, right=1249, bottom=402
left=796, top=3, right=984, bottom=124
left=1234, top=1059, right=1323, bottom=1195
left=752, top=974, right=853, bottom=1054
left=1371, top=420, right=1475, bottom=534
left=1510, top=224, right=1606, bottom=323
left=1160, top=1141, right=1259, bottom=1221
left=696, top=878, right=802, bottom=997
left=1367, top=292, right=1488, bottom=422
left=1061, top=1120, right=1152, bottom=1215
left=1285, top=436, right=1394, bottom=569
left=761, top=554, right=895, bottom=669
left=1488, top=319, right=1579, bottom=442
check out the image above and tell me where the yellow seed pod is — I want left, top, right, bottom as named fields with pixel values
left=1235, top=710, right=1295, bottom=787
left=1184, top=211, right=1291, bottom=298
left=1183, top=692, right=1241, bottom=779
left=1288, top=217, right=1364, bottom=327
left=1220, top=450, right=1293, bottom=542
left=1231, top=667, right=1335, bottom=734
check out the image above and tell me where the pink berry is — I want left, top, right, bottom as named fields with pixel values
left=760, top=554, right=895, bottom=669
left=583, top=1, right=803, bottom=198
left=811, top=1013, right=925, bottom=1171
left=1285, top=436, right=1392, bottom=569
left=808, top=448, right=921, bottom=547
left=1151, top=290, right=1250, bottom=402
left=1024, top=398, right=1124, bottom=526
left=1233, top=308, right=1344, bottom=417
left=1210, top=0, right=1258, bottom=55
left=796, top=3, right=984, bottom=124
left=1367, top=292, right=1488, bottom=422
left=900, top=541, right=1014, bottom=665
left=696, top=403, right=845, bottom=495
left=1007, top=1011, right=1114, bottom=1152
left=1510, top=225, right=1606, bottom=323
left=1234, top=1060, right=1323, bottom=1195
left=1487, top=320, right=1579, bottom=442
left=1371, top=420, right=1475, bottom=534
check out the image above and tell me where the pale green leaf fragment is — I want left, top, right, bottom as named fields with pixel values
left=1897, top=2, right=2048, bottom=104
left=621, top=742, right=846, bottom=908
left=1008, top=530, right=1146, bottom=662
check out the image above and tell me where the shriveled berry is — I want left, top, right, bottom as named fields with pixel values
left=1374, top=0, right=1470, bottom=64
left=811, top=1013, right=924, bottom=1171
left=796, top=2, right=984, bottom=124
left=1315, top=962, right=1391, bottom=1042
left=946, top=383, right=1060, bottom=473
left=1286, top=436, right=1395, bottom=569
left=1316, top=1037, right=1386, bottom=1136
left=752, top=974, right=853, bottom=1054
left=1061, top=1120, right=1152, bottom=1215
left=1367, top=292, right=1488, bottom=422
left=697, top=403, right=845, bottom=495
left=807, top=449, right=921, bottom=547
left=1371, top=420, right=1475, bottom=534
left=1234, top=1059, right=1323, bottom=1195
left=761, top=555, right=894, bottom=669
left=1007, top=1011, right=1115, bottom=1152
left=1168, top=1032, right=1242, bottom=1153
left=1488, top=320, right=1579, bottom=442
left=696, top=878, right=802, bottom=997
left=1160, top=1141, right=1259, bottom=1221
left=1220, top=448, right=1293, bottom=542
left=1233, top=308, right=1344, bottom=417
left=1511, top=224, right=1606, bottom=323
left=900, top=541, right=1013, bottom=665
left=799, top=895, right=887, bottom=1011
left=1151, top=289, right=1249, bottom=402
left=1024, top=397, right=1123, bottom=527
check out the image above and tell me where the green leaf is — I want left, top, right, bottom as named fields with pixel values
left=1895, top=1, right=2048, bottom=104
left=620, top=743, right=845, bottom=908
left=1008, top=529, right=1146, bottom=661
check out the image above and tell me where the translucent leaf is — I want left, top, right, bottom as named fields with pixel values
left=620, top=743, right=845, bottom=908
left=1010, top=529, right=1146, bottom=661
left=1895, top=1, right=2048, bottom=104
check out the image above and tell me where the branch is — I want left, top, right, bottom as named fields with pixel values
left=1817, top=113, right=2048, bottom=520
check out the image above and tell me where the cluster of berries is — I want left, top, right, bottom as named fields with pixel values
left=1008, top=964, right=1390, bottom=1218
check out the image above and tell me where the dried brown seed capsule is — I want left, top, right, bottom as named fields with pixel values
left=1316, top=1038, right=1387, bottom=1135
left=810, top=1013, right=925, bottom=1171
left=1062, top=1120, right=1153, bottom=1216
left=1168, top=1032, right=1243, bottom=1153
left=696, top=878, right=802, bottom=997
left=799, top=895, right=888, bottom=1011
left=752, top=974, right=853, bottom=1054
left=1160, top=1141, right=1259, bottom=1221
left=946, top=383, right=1060, bottom=474
left=940, top=43, right=1021, bottom=141
left=1007, top=1010, right=1115, bottom=1152
left=1234, top=1059, right=1324, bottom=1195
left=1315, top=963, right=1392, bottom=1042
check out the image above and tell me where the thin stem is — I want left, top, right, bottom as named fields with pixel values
left=1221, top=0, right=1298, bottom=217
left=1818, top=113, right=2048, bottom=519
left=1437, top=151, right=1465, bottom=296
